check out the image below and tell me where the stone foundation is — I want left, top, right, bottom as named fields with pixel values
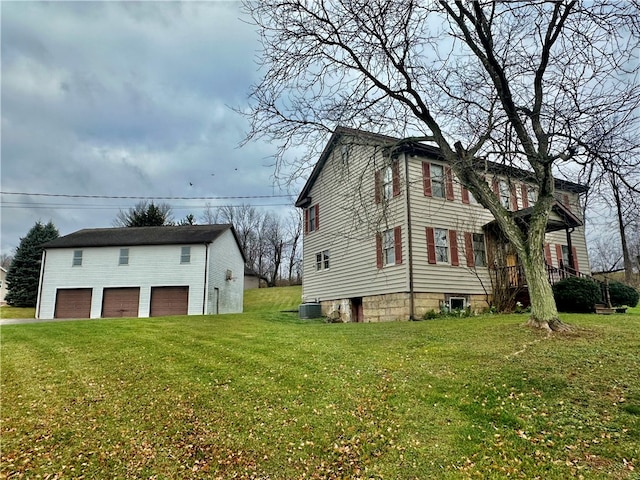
left=321, top=292, right=490, bottom=322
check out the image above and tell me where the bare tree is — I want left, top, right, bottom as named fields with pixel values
left=242, top=1, right=640, bottom=331
left=1, top=254, right=13, bottom=270
left=285, top=209, right=303, bottom=285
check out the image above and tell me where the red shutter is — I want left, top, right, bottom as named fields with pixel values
left=304, top=209, right=309, bottom=235
left=392, top=160, right=401, bottom=197
left=571, top=246, right=580, bottom=272
left=394, top=226, right=403, bottom=265
left=423, top=162, right=432, bottom=197
left=521, top=184, right=529, bottom=208
left=449, top=230, right=459, bottom=266
left=426, top=227, right=436, bottom=264
left=374, top=171, right=382, bottom=204
left=555, top=244, right=563, bottom=267
left=562, top=194, right=571, bottom=211
left=510, top=185, right=519, bottom=211
left=376, top=233, right=383, bottom=269
left=464, top=232, right=474, bottom=267
left=461, top=186, right=470, bottom=204
left=445, top=166, right=455, bottom=201
left=544, top=243, right=553, bottom=265
left=492, top=178, right=500, bottom=195
left=314, top=203, right=319, bottom=231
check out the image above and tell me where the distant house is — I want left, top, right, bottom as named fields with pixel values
left=0, top=266, right=7, bottom=306
left=244, top=266, right=261, bottom=290
left=295, top=127, right=590, bottom=322
left=36, top=225, right=245, bottom=319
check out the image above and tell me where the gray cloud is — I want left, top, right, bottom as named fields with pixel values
left=1, top=1, right=288, bottom=255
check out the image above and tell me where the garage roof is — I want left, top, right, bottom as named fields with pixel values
left=42, top=224, right=236, bottom=249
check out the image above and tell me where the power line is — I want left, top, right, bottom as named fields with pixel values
left=0, top=191, right=294, bottom=200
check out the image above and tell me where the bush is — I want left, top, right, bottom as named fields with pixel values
left=552, top=277, right=602, bottom=313
left=608, top=281, right=639, bottom=307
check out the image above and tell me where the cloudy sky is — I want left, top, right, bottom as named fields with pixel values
left=1, top=1, right=303, bottom=255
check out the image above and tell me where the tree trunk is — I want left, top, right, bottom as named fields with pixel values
left=521, top=251, right=567, bottom=331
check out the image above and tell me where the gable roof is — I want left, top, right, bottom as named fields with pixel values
left=295, top=126, right=587, bottom=207
left=41, top=224, right=238, bottom=250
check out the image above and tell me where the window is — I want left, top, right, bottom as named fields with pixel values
left=382, top=165, right=394, bottom=200
left=119, top=248, right=129, bottom=266
left=383, top=229, right=396, bottom=266
left=376, top=227, right=402, bottom=268
left=473, top=233, right=487, bottom=267
left=72, top=250, right=83, bottom=266
left=449, top=297, right=466, bottom=310
left=561, top=245, right=570, bottom=268
left=499, top=180, right=511, bottom=209
left=527, top=186, right=537, bottom=207
left=431, top=164, right=445, bottom=199
left=315, top=250, right=330, bottom=271
left=305, top=204, right=319, bottom=233
left=180, top=246, right=191, bottom=264
left=435, top=228, right=448, bottom=263
left=375, top=161, right=400, bottom=203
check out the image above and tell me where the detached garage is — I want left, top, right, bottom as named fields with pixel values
left=36, top=225, right=245, bottom=320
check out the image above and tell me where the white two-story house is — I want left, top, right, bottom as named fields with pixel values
left=295, top=127, right=590, bottom=322
left=36, top=224, right=245, bottom=319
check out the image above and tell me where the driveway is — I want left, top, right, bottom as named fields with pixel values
left=0, top=317, right=94, bottom=325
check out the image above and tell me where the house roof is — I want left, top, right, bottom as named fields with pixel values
left=295, top=126, right=588, bottom=207
left=483, top=200, right=584, bottom=234
left=41, top=224, right=238, bottom=249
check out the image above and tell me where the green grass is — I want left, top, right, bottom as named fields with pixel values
left=0, top=305, right=36, bottom=318
left=1, top=288, right=639, bottom=479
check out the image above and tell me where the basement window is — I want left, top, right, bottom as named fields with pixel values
left=449, top=297, right=466, bottom=310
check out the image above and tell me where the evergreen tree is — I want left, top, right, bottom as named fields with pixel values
left=113, top=201, right=174, bottom=227
left=5, top=221, right=59, bottom=307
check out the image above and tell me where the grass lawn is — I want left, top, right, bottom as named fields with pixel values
left=1, top=287, right=639, bottom=479
left=0, top=305, right=36, bottom=319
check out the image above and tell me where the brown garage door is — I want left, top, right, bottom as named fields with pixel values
left=102, top=287, right=140, bottom=318
left=150, top=286, right=189, bottom=317
left=54, top=288, right=92, bottom=319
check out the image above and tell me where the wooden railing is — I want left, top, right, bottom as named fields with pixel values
left=494, top=263, right=609, bottom=303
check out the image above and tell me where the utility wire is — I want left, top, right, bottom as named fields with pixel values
left=0, top=191, right=294, bottom=200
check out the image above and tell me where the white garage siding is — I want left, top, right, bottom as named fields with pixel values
left=37, top=244, right=208, bottom=319
left=206, top=229, right=244, bottom=314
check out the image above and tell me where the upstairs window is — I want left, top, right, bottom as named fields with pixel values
left=423, top=162, right=454, bottom=200
left=180, top=246, right=191, bottom=264
left=72, top=250, right=83, bottom=267
left=119, top=248, right=129, bottom=266
left=499, top=180, right=511, bottom=209
left=305, top=204, right=319, bottom=234
left=375, top=160, right=400, bottom=203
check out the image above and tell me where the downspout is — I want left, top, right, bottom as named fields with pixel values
left=403, top=153, right=415, bottom=320
left=36, top=250, right=47, bottom=319
left=203, top=243, right=209, bottom=315
left=566, top=227, right=575, bottom=271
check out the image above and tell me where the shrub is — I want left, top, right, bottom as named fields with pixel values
left=608, top=281, right=639, bottom=307
left=552, top=277, right=602, bottom=313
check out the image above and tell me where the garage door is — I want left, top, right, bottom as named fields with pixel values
left=54, top=288, right=92, bottom=319
left=102, top=287, right=140, bottom=318
left=150, top=286, right=189, bottom=317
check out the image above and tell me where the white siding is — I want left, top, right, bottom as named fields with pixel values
left=38, top=243, right=221, bottom=319
left=301, top=140, right=408, bottom=302
left=207, top=229, right=244, bottom=314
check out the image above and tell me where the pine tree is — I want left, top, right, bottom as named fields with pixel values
left=5, top=221, right=59, bottom=307
left=113, top=201, right=173, bottom=227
